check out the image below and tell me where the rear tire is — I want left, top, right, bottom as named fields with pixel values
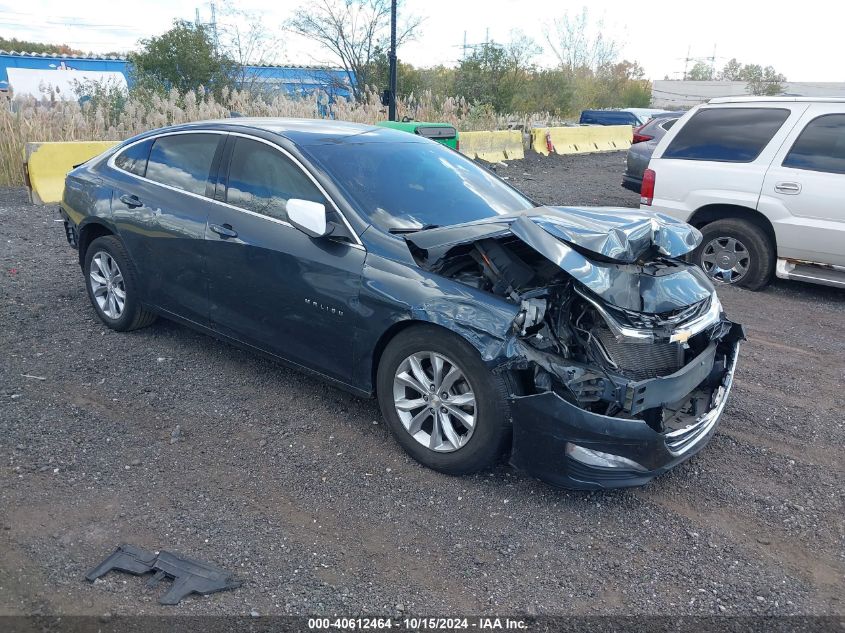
left=376, top=325, right=512, bottom=476
left=84, top=235, right=157, bottom=331
left=693, top=218, right=774, bottom=290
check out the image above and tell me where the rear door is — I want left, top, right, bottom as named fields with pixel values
left=204, top=135, right=366, bottom=383
left=758, top=104, right=845, bottom=266
left=111, top=132, right=224, bottom=324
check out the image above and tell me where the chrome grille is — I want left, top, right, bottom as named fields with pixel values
left=608, top=297, right=711, bottom=330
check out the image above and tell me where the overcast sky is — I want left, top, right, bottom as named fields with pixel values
left=1, top=0, right=840, bottom=81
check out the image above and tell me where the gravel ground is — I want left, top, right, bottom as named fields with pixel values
left=488, top=149, right=642, bottom=208
left=1, top=151, right=843, bottom=619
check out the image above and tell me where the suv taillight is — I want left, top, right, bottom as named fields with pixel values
left=632, top=125, right=653, bottom=144
left=641, top=169, right=655, bottom=205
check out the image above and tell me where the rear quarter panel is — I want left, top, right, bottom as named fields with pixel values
left=61, top=162, right=115, bottom=232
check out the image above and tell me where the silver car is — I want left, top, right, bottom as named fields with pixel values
left=622, top=112, right=682, bottom=193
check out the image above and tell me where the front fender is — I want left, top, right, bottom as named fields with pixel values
left=354, top=255, right=520, bottom=390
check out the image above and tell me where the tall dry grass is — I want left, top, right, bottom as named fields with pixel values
left=1, top=87, right=558, bottom=187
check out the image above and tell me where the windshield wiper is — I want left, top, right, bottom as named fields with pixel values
left=388, top=224, right=441, bottom=234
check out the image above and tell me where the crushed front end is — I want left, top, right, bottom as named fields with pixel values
left=408, top=207, right=745, bottom=489
left=505, top=285, right=744, bottom=489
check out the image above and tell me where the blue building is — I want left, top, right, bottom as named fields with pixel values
left=0, top=50, right=353, bottom=100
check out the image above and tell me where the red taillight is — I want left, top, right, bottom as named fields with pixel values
left=632, top=124, right=653, bottom=144
left=641, top=169, right=655, bottom=205
left=455, top=139, right=460, bottom=152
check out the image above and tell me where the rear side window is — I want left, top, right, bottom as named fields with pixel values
left=783, top=114, right=845, bottom=175
left=226, top=137, right=327, bottom=221
left=146, top=134, right=220, bottom=195
left=661, top=119, right=678, bottom=131
left=114, top=139, right=153, bottom=176
left=663, top=107, right=790, bottom=162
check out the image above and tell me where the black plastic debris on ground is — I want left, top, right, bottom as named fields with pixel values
left=85, top=543, right=241, bottom=604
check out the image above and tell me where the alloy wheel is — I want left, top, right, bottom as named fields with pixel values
left=392, top=351, right=477, bottom=453
left=700, top=236, right=750, bottom=284
left=89, top=251, right=126, bottom=319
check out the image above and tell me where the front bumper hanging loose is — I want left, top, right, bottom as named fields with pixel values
left=509, top=325, right=744, bottom=490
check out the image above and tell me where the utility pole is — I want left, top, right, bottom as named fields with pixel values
left=710, top=44, right=717, bottom=80
left=388, top=0, right=397, bottom=121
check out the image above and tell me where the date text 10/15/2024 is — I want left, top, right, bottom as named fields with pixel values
left=307, top=617, right=529, bottom=630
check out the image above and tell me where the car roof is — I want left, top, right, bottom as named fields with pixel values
left=649, top=111, right=683, bottom=119
left=623, top=108, right=670, bottom=115
left=708, top=96, right=845, bottom=104
left=145, top=117, right=419, bottom=146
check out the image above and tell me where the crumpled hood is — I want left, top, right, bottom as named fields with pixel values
left=407, top=206, right=713, bottom=314
left=406, top=206, right=702, bottom=263
left=527, top=207, right=701, bottom=262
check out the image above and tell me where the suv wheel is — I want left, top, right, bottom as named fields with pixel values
left=84, top=235, right=157, bottom=331
left=376, top=325, right=512, bottom=475
left=694, top=219, right=774, bottom=290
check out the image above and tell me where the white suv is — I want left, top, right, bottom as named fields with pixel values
left=642, top=97, right=845, bottom=290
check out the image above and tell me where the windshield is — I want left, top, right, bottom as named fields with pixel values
left=306, top=140, right=534, bottom=231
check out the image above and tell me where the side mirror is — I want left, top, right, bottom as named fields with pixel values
left=287, top=199, right=329, bottom=238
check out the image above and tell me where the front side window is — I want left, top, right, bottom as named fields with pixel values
left=226, top=137, right=326, bottom=222
left=783, top=114, right=845, bottom=175
left=663, top=107, right=790, bottom=162
left=146, top=134, right=220, bottom=195
left=114, top=138, right=153, bottom=177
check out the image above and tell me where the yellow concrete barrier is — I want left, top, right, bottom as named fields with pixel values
left=24, top=141, right=119, bottom=204
left=459, top=130, right=524, bottom=162
left=530, top=125, right=633, bottom=156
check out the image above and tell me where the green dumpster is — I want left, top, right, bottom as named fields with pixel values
left=376, top=120, right=460, bottom=150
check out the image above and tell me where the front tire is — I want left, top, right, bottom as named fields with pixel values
left=693, top=218, right=774, bottom=290
left=84, top=235, right=157, bottom=331
left=376, top=325, right=512, bottom=475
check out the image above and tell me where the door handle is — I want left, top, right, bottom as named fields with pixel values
left=774, top=181, right=801, bottom=194
left=210, top=223, right=238, bottom=239
left=119, top=194, right=143, bottom=208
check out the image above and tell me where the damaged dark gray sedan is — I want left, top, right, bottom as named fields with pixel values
left=60, top=118, right=744, bottom=490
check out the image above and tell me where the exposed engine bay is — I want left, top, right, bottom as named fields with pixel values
left=407, top=208, right=744, bottom=445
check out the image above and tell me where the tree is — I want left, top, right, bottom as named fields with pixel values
left=454, top=35, right=540, bottom=113
left=718, top=58, right=743, bottom=81
left=286, top=0, right=422, bottom=100
left=717, top=58, right=786, bottom=95
left=741, top=64, right=786, bottom=96
left=686, top=61, right=714, bottom=81
left=217, top=3, right=285, bottom=93
left=129, top=20, right=235, bottom=97
left=0, top=36, right=82, bottom=56
left=511, top=68, right=573, bottom=115
left=544, top=8, right=618, bottom=74
left=574, top=60, right=650, bottom=111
